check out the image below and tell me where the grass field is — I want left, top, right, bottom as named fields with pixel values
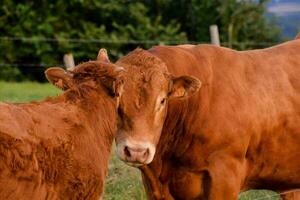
left=0, top=81, right=282, bottom=200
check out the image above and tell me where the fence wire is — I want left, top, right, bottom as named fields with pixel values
left=0, top=36, right=279, bottom=46
left=0, top=36, right=282, bottom=69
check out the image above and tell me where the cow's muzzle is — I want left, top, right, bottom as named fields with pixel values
left=116, top=140, right=155, bottom=166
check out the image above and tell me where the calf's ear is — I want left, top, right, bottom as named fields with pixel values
left=45, top=67, right=73, bottom=90
left=100, top=65, right=125, bottom=98
left=97, top=48, right=110, bottom=63
left=96, top=48, right=125, bottom=97
left=169, top=76, right=201, bottom=99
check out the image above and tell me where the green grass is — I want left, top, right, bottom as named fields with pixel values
left=0, top=81, right=282, bottom=200
left=0, top=81, right=61, bottom=102
left=104, top=150, right=146, bottom=200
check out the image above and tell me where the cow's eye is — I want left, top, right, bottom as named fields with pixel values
left=161, top=98, right=166, bottom=105
left=118, top=107, right=124, bottom=119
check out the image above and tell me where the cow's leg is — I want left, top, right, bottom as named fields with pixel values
left=169, top=169, right=206, bottom=200
left=141, top=174, right=174, bottom=200
left=205, top=156, right=244, bottom=200
left=140, top=165, right=174, bottom=200
left=140, top=166, right=163, bottom=200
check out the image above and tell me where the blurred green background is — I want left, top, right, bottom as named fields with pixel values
left=0, top=0, right=283, bottom=82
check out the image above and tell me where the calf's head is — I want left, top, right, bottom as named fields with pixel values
left=45, top=49, right=124, bottom=101
left=115, top=49, right=201, bottom=166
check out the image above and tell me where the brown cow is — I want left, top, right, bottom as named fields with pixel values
left=114, top=37, right=300, bottom=200
left=0, top=50, right=123, bottom=200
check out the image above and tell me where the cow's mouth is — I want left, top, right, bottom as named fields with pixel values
left=124, top=161, right=145, bottom=167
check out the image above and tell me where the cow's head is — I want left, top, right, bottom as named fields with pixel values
left=45, top=49, right=124, bottom=100
left=115, top=49, right=201, bottom=166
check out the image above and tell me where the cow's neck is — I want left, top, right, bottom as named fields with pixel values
left=158, top=82, right=210, bottom=160
left=157, top=98, right=202, bottom=158
left=142, top=97, right=207, bottom=197
left=147, top=47, right=211, bottom=160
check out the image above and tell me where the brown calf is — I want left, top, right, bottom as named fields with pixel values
left=0, top=50, right=123, bottom=200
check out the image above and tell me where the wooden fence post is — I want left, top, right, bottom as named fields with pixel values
left=159, top=41, right=165, bottom=46
left=210, top=25, right=220, bottom=46
left=63, top=53, right=75, bottom=69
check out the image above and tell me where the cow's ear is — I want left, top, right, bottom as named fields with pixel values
left=45, top=67, right=73, bottom=90
left=169, top=76, right=201, bottom=99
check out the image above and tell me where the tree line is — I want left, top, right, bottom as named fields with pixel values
left=0, top=0, right=281, bottom=81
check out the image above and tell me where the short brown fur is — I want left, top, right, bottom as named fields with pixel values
left=0, top=60, right=120, bottom=199
left=116, top=38, right=300, bottom=200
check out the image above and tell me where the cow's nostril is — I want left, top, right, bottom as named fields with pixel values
left=124, top=146, right=131, bottom=157
left=143, top=148, right=149, bottom=159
